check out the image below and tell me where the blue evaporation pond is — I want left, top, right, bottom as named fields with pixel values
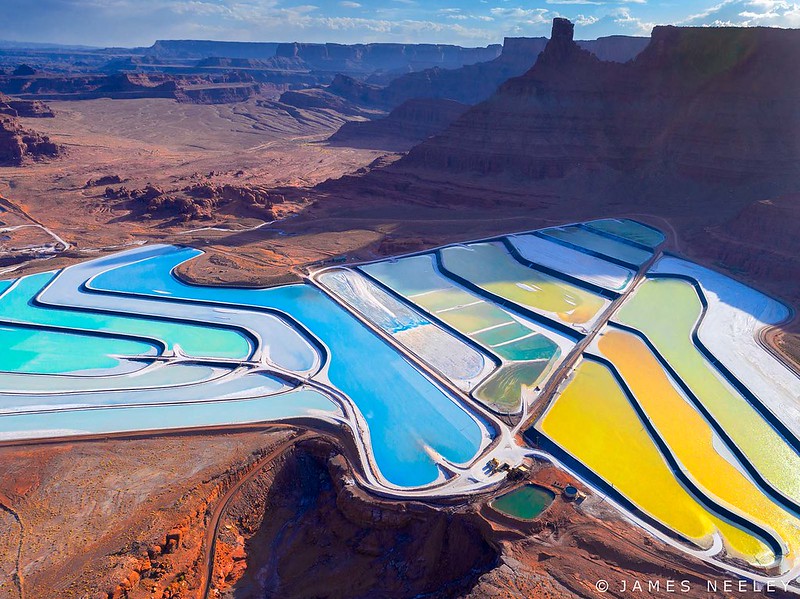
left=0, top=369, right=287, bottom=413
left=0, top=388, right=340, bottom=441
left=0, top=273, right=251, bottom=361
left=90, top=247, right=487, bottom=488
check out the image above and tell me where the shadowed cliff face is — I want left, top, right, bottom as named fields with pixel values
left=401, top=19, right=800, bottom=184
left=328, top=98, right=470, bottom=151
left=224, top=441, right=499, bottom=599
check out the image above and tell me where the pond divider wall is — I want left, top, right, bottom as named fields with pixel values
left=532, top=230, right=645, bottom=271
left=609, top=319, right=800, bottom=520
left=432, top=251, right=584, bottom=342
left=532, top=355, right=784, bottom=564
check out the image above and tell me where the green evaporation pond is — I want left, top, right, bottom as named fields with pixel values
left=472, top=322, right=530, bottom=347
left=492, top=484, right=555, bottom=520
left=492, top=335, right=559, bottom=362
left=475, top=361, right=550, bottom=412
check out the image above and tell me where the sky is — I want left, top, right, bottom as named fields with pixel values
left=4, top=0, right=800, bottom=47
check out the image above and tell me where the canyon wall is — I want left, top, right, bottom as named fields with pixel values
left=402, top=19, right=800, bottom=185
left=214, top=439, right=499, bottom=598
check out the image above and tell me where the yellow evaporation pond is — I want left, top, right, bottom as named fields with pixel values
left=600, top=329, right=800, bottom=566
left=439, top=243, right=606, bottom=325
left=539, top=360, right=773, bottom=566
left=616, top=278, right=800, bottom=502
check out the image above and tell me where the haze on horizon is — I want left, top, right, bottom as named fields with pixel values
left=5, top=0, right=800, bottom=48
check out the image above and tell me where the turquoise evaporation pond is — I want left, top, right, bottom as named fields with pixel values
left=0, top=324, right=158, bottom=375
left=0, top=388, right=340, bottom=441
left=541, top=226, right=653, bottom=266
left=0, top=273, right=251, bottom=363
left=89, top=247, right=486, bottom=488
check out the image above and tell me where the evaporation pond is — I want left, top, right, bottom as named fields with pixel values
left=492, top=484, right=555, bottom=520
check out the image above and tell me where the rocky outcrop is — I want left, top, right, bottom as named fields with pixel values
left=278, top=87, right=373, bottom=116
left=692, top=194, right=800, bottom=301
left=401, top=19, right=800, bottom=184
left=105, top=182, right=283, bottom=221
left=12, top=64, right=36, bottom=77
left=0, top=72, right=179, bottom=100
left=194, top=55, right=309, bottom=72
left=87, top=435, right=300, bottom=599
left=0, top=71, right=267, bottom=104
left=175, top=82, right=262, bottom=104
left=0, top=93, right=54, bottom=118
left=143, top=40, right=281, bottom=60
left=139, top=40, right=502, bottom=71
left=0, top=115, right=61, bottom=165
left=85, top=174, right=123, bottom=187
left=328, top=98, right=470, bottom=150
left=210, top=438, right=741, bottom=599
left=373, top=37, right=547, bottom=109
left=326, top=74, right=386, bottom=106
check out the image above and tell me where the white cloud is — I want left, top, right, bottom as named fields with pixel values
left=546, top=0, right=646, bottom=3
left=489, top=6, right=553, bottom=24
left=609, top=6, right=654, bottom=33
left=20, top=0, right=800, bottom=48
left=575, top=14, right=600, bottom=26
left=680, top=0, right=800, bottom=27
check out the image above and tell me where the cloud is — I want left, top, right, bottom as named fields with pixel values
left=609, top=6, right=654, bottom=33
left=546, top=0, right=646, bottom=3
left=11, top=0, right=799, bottom=48
left=679, top=0, right=800, bottom=27
left=489, top=6, right=553, bottom=24
left=575, top=14, right=600, bottom=26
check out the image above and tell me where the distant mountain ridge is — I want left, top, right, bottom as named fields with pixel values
left=143, top=40, right=281, bottom=60
left=138, top=40, right=502, bottom=71
left=324, top=34, right=648, bottom=109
